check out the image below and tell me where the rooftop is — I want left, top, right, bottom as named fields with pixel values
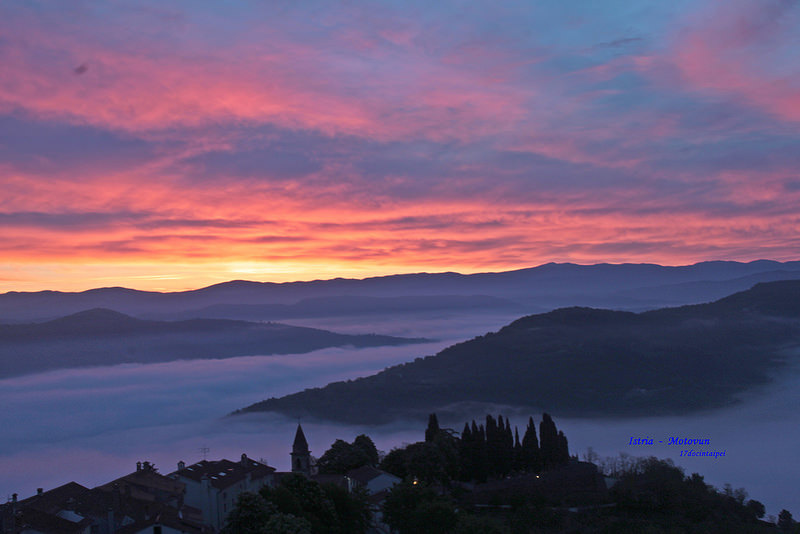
left=173, top=456, right=275, bottom=490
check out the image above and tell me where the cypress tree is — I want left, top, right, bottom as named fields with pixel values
left=500, top=417, right=514, bottom=476
left=475, top=423, right=488, bottom=482
left=459, top=423, right=473, bottom=481
left=425, top=413, right=440, bottom=442
left=485, top=415, right=499, bottom=477
left=556, top=430, right=570, bottom=465
left=513, top=427, right=523, bottom=472
left=461, top=422, right=472, bottom=442
left=521, top=416, right=540, bottom=472
left=539, top=413, right=558, bottom=470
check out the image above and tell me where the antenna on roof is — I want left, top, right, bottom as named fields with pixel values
left=200, top=446, right=210, bottom=460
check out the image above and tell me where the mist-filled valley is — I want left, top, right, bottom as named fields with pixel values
left=2, top=304, right=800, bottom=518
left=4, top=262, right=800, bottom=528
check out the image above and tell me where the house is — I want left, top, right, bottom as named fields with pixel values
left=0, top=472, right=209, bottom=534
left=345, top=465, right=400, bottom=495
left=0, top=484, right=93, bottom=534
left=113, top=504, right=208, bottom=534
left=97, top=462, right=185, bottom=509
left=170, top=454, right=275, bottom=531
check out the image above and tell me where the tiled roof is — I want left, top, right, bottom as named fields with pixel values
left=12, top=506, right=92, bottom=534
left=346, top=465, right=387, bottom=485
left=114, top=505, right=209, bottom=534
left=18, top=481, right=90, bottom=514
left=97, top=466, right=186, bottom=504
left=173, top=457, right=275, bottom=490
left=103, top=467, right=185, bottom=494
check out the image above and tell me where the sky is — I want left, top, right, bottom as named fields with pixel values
left=1, top=0, right=799, bottom=292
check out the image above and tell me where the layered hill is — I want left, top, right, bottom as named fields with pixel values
left=0, top=309, right=428, bottom=378
left=3, top=260, right=800, bottom=323
left=237, top=281, right=800, bottom=423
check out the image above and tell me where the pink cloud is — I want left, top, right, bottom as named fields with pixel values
left=669, top=0, right=800, bottom=122
left=0, top=9, right=530, bottom=145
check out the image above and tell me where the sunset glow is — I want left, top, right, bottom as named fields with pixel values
left=1, top=1, right=798, bottom=292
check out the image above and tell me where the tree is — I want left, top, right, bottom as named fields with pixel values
left=459, top=422, right=474, bottom=481
left=259, top=473, right=370, bottom=534
left=746, top=500, right=766, bottom=520
left=263, top=514, right=313, bottom=534
left=316, top=435, right=377, bottom=474
left=353, top=434, right=379, bottom=467
left=382, top=480, right=457, bottom=534
left=521, top=416, right=540, bottom=472
left=539, top=413, right=558, bottom=469
left=222, top=491, right=313, bottom=534
left=221, top=492, right=274, bottom=534
left=778, top=509, right=795, bottom=531
left=321, top=482, right=371, bottom=534
left=472, top=421, right=488, bottom=482
left=556, top=430, right=570, bottom=464
left=380, top=441, right=450, bottom=484
left=425, top=413, right=441, bottom=442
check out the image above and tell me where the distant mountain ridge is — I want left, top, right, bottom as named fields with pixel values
left=0, top=309, right=429, bottom=379
left=2, top=260, right=800, bottom=323
left=236, top=280, right=800, bottom=423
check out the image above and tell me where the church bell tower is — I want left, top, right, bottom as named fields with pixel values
left=291, top=423, right=311, bottom=476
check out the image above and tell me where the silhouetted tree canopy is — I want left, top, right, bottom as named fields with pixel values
left=316, top=434, right=378, bottom=474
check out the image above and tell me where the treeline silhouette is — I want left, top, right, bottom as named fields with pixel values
left=381, top=412, right=570, bottom=485
left=376, top=413, right=794, bottom=534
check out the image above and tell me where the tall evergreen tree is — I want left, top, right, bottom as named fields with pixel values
left=459, top=423, right=474, bottom=481
left=425, top=413, right=440, bottom=443
left=513, top=427, right=523, bottom=472
left=475, top=423, right=488, bottom=483
left=539, top=413, right=559, bottom=470
left=556, top=430, right=570, bottom=465
left=482, top=415, right=495, bottom=477
left=521, top=416, right=540, bottom=472
left=500, top=416, right=514, bottom=476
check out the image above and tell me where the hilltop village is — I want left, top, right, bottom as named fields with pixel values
left=1, top=414, right=793, bottom=533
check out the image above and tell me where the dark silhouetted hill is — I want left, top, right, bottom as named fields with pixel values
left=0, top=309, right=429, bottom=378
left=237, top=281, right=800, bottom=423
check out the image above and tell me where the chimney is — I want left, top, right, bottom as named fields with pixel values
left=177, top=461, right=186, bottom=471
left=11, top=494, right=17, bottom=503
left=136, top=461, right=142, bottom=472
left=241, top=453, right=248, bottom=466
left=36, top=488, right=43, bottom=496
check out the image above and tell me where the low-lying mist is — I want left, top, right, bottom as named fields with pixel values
left=1, top=313, right=797, bottom=518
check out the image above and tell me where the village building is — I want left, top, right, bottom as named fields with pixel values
left=0, top=470, right=209, bottom=534
left=1, top=424, right=399, bottom=533
left=170, top=454, right=275, bottom=532
left=290, top=423, right=312, bottom=476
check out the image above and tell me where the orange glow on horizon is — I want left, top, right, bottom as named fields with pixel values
left=1, top=2, right=798, bottom=294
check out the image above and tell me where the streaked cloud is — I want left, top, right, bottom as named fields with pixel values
left=0, top=0, right=797, bottom=291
